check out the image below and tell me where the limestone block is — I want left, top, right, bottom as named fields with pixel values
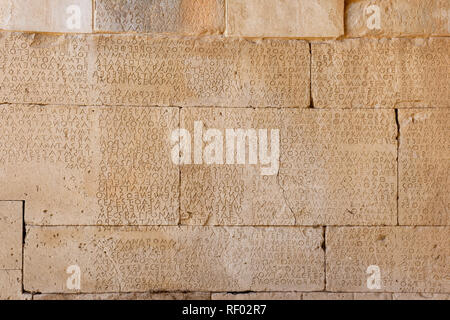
left=393, top=293, right=450, bottom=300
left=94, top=0, right=225, bottom=35
left=0, top=270, right=30, bottom=300
left=180, top=108, right=397, bottom=226
left=0, top=202, right=22, bottom=269
left=226, top=0, right=344, bottom=38
left=34, top=292, right=210, bottom=300
left=326, top=227, right=450, bottom=292
left=353, top=293, right=392, bottom=300
left=212, top=292, right=302, bottom=300
left=346, top=0, right=450, bottom=37
left=303, top=292, right=353, bottom=300
left=0, top=32, right=310, bottom=108
left=399, top=110, right=449, bottom=225
left=24, top=226, right=324, bottom=293
left=0, top=0, right=92, bottom=33
left=312, top=38, right=449, bottom=108
left=0, top=105, right=179, bottom=226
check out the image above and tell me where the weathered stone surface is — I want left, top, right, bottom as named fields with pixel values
left=303, top=292, right=353, bottom=300
left=0, top=202, right=22, bottom=269
left=212, top=292, right=302, bottom=300
left=180, top=108, right=397, bottom=226
left=0, top=33, right=310, bottom=108
left=312, top=38, right=449, bottom=108
left=393, top=293, right=450, bottom=300
left=0, top=0, right=92, bottom=33
left=24, top=226, right=324, bottom=293
left=353, top=293, right=392, bottom=300
left=399, top=110, right=449, bottom=225
left=95, top=0, right=224, bottom=35
left=326, top=227, right=450, bottom=292
left=211, top=292, right=393, bottom=300
left=0, top=270, right=30, bottom=300
left=346, top=0, right=450, bottom=38
left=226, top=0, right=344, bottom=38
left=0, top=105, right=179, bottom=226
left=33, top=292, right=210, bottom=300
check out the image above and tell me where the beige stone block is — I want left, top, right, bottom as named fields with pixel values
left=180, top=108, right=397, bottom=226
left=399, top=110, right=449, bottom=225
left=24, top=226, right=324, bottom=293
left=226, top=0, right=344, bottom=38
left=0, top=105, right=179, bottom=226
left=393, top=293, right=450, bottom=300
left=0, top=0, right=92, bottom=33
left=353, top=293, right=392, bottom=300
left=0, top=33, right=310, bottom=108
left=0, top=202, right=22, bottom=269
left=312, top=38, right=449, bottom=108
left=34, top=292, right=210, bottom=300
left=212, top=292, right=302, bottom=300
left=346, top=0, right=450, bottom=38
left=94, top=0, right=225, bottom=35
left=0, top=270, right=30, bottom=300
left=303, top=292, right=353, bottom=300
left=326, top=227, right=450, bottom=293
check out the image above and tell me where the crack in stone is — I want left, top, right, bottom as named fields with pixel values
left=203, top=210, right=213, bottom=226
left=276, top=164, right=297, bottom=225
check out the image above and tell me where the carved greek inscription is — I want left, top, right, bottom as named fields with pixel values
left=24, top=226, right=324, bottom=293
left=180, top=108, right=397, bottom=226
left=312, top=38, right=449, bottom=108
left=0, top=33, right=309, bottom=108
left=0, top=105, right=179, bottom=226
left=346, top=0, right=450, bottom=37
left=327, top=227, right=450, bottom=293
left=94, top=0, right=225, bottom=34
left=399, top=110, right=449, bottom=225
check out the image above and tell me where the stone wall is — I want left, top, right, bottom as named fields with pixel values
left=0, top=0, right=448, bottom=300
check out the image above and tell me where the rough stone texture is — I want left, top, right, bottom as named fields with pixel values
left=212, top=292, right=303, bottom=300
left=327, top=227, right=450, bottom=293
left=353, top=293, right=392, bottom=300
left=24, top=226, right=324, bottom=293
left=0, top=33, right=310, bottom=108
left=0, top=202, right=22, bottom=269
left=312, top=38, right=449, bottom=108
left=180, top=108, right=397, bottom=226
left=393, top=293, right=450, bottom=300
left=303, top=292, right=353, bottom=300
left=0, top=270, right=30, bottom=300
left=346, top=0, right=450, bottom=38
left=399, top=110, right=449, bottom=225
left=0, top=1, right=448, bottom=302
left=33, top=292, right=210, bottom=300
left=94, top=0, right=224, bottom=35
left=212, top=292, right=393, bottom=300
left=0, top=0, right=92, bottom=33
left=226, top=0, right=344, bottom=38
left=0, top=105, right=179, bottom=226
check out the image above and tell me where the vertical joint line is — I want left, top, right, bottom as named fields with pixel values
left=395, top=109, right=400, bottom=226
left=21, top=200, right=26, bottom=294
left=178, top=107, right=182, bottom=226
left=322, top=226, right=327, bottom=291
left=309, top=42, right=314, bottom=108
